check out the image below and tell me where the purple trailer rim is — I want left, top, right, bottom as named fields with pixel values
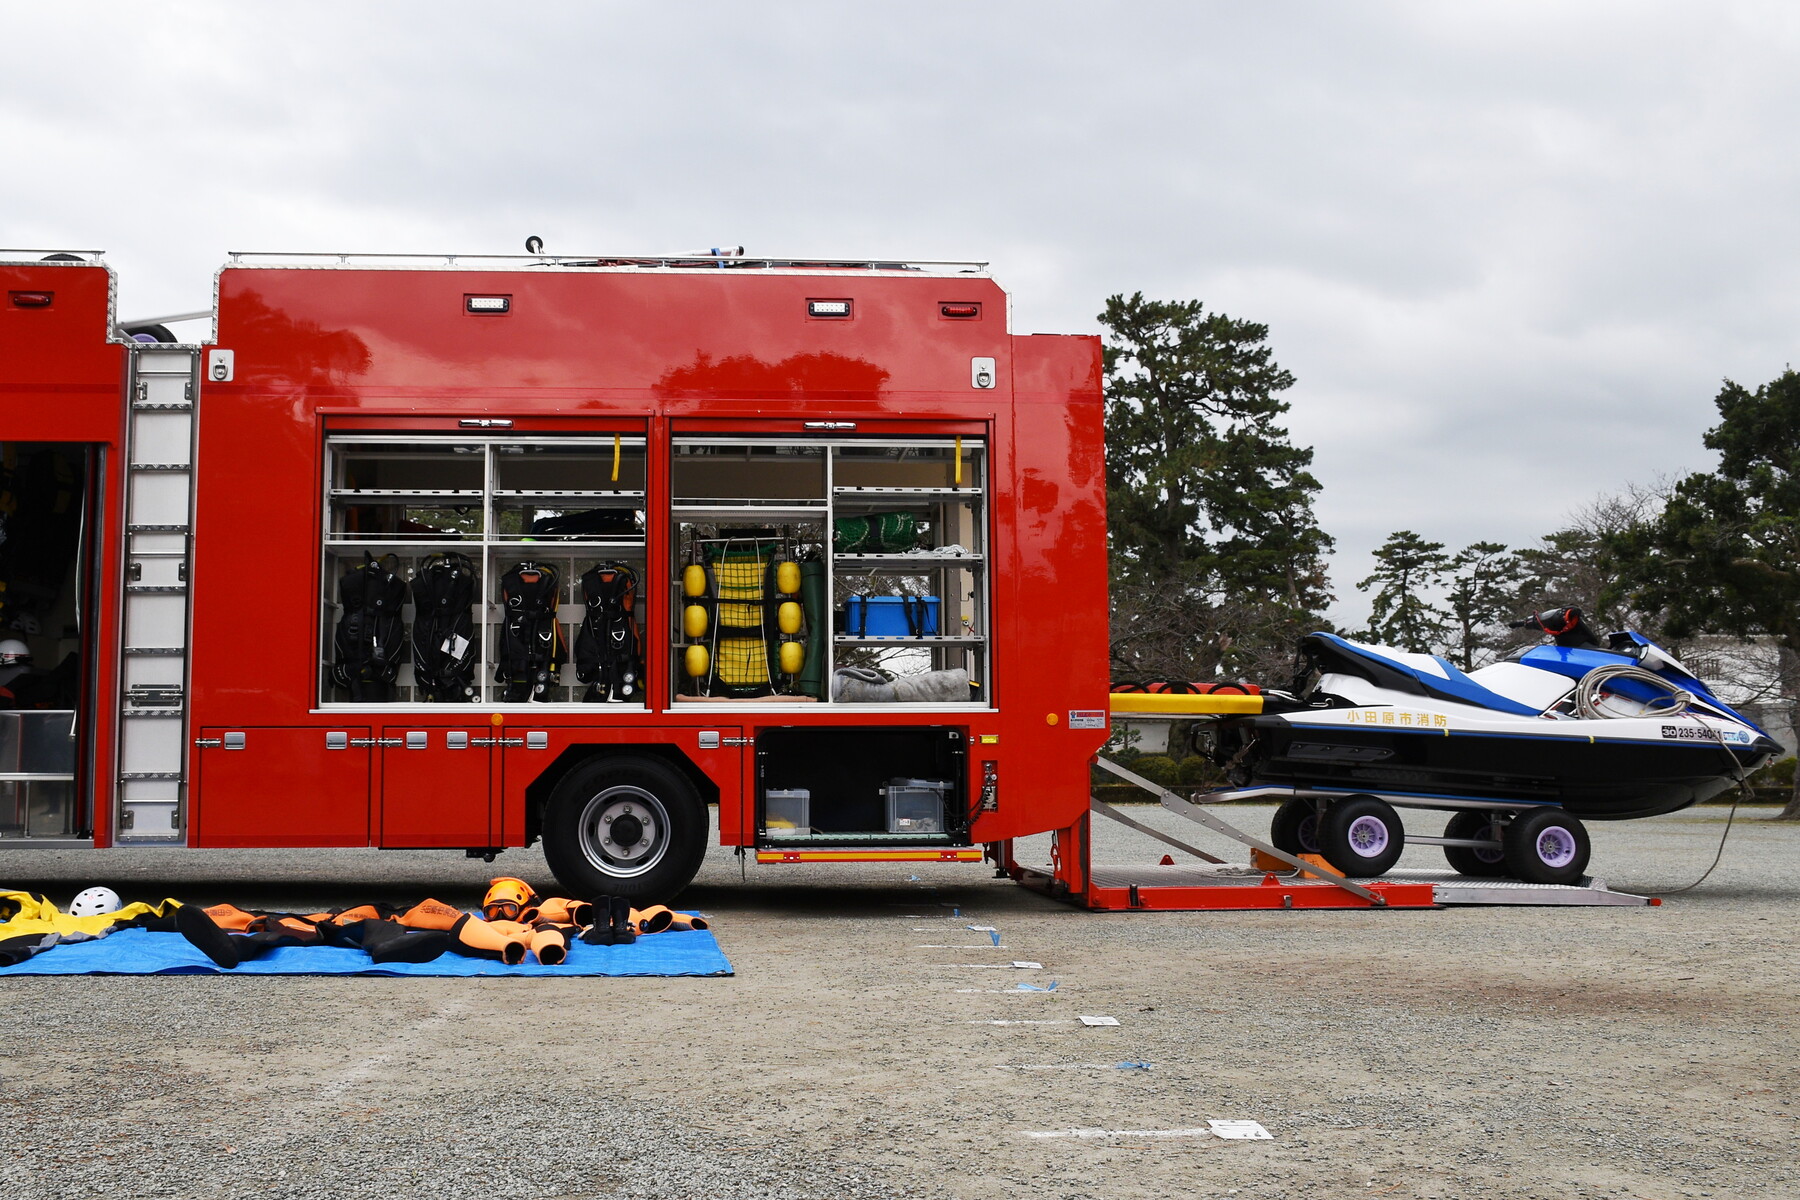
left=1347, top=814, right=1390, bottom=858
left=1536, top=825, right=1578, bottom=869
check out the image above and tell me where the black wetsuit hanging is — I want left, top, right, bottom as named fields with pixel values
left=496, top=561, right=566, bottom=702
left=332, top=551, right=408, bottom=702
left=575, top=561, right=642, bottom=703
left=410, top=551, right=477, bottom=702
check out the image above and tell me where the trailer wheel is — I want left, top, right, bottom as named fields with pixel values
left=1270, top=798, right=1324, bottom=856
left=1318, top=795, right=1405, bottom=877
left=1502, top=807, right=1590, bottom=885
left=542, top=755, right=707, bottom=904
left=1442, top=810, right=1510, bottom=877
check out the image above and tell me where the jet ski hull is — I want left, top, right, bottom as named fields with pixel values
left=1218, top=712, right=1780, bottom=820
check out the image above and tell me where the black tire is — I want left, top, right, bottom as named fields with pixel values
left=1318, top=794, right=1405, bottom=878
left=1442, top=810, right=1510, bottom=877
left=1270, top=797, right=1324, bottom=856
left=542, top=755, right=707, bottom=904
left=1503, top=807, right=1591, bottom=885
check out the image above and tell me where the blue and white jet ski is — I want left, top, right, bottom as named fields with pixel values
left=1201, top=608, right=1783, bottom=885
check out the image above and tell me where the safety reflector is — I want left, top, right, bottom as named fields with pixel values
left=8, top=291, right=52, bottom=308
left=808, top=299, right=852, bottom=318
left=465, top=295, right=511, bottom=313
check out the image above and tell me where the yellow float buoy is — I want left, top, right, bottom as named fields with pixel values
left=776, top=561, right=801, bottom=594
left=777, top=601, right=803, bottom=634
left=685, top=645, right=710, bottom=677
left=683, top=604, right=709, bottom=638
left=778, top=641, right=804, bottom=674
left=683, top=565, right=707, bottom=597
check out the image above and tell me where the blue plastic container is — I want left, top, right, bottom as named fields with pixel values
left=843, top=596, right=940, bottom=636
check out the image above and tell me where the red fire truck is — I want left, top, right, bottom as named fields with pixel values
left=0, top=247, right=1111, bottom=901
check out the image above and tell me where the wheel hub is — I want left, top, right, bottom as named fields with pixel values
left=1536, top=827, right=1577, bottom=869
left=581, top=788, right=666, bottom=873
left=1346, top=814, right=1389, bottom=857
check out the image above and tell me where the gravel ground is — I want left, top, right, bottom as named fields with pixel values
left=2, top=803, right=1796, bottom=1200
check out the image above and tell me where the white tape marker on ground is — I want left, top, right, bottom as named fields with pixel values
left=996, top=1063, right=1150, bottom=1071
left=1022, top=1127, right=1212, bottom=1140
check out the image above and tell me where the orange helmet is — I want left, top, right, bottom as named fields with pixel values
left=481, top=876, right=539, bottom=923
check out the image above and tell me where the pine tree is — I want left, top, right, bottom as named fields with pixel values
left=1358, top=531, right=1450, bottom=653
left=1444, top=541, right=1521, bottom=670
left=1100, top=294, right=1332, bottom=683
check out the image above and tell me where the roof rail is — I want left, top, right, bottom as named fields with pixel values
left=0, top=249, right=105, bottom=262
left=223, top=250, right=989, bottom=273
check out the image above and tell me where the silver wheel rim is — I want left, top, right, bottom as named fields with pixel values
left=575, top=785, right=671, bottom=880
left=1536, top=826, right=1578, bottom=869
left=1346, top=814, right=1390, bottom=858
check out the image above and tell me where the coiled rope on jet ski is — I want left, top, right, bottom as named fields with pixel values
left=1572, top=663, right=1693, bottom=719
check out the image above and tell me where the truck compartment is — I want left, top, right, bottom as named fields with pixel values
left=0, top=442, right=96, bottom=839
left=755, top=726, right=967, bottom=846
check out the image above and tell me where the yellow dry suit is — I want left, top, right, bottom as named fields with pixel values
left=0, top=890, right=182, bottom=965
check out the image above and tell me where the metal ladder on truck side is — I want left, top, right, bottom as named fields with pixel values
left=114, top=345, right=199, bottom=843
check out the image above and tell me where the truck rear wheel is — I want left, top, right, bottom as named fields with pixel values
left=543, top=755, right=707, bottom=904
left=1502, top=807, right=1590, bottom=885
left=1318, top=794, right=1405, bottom=877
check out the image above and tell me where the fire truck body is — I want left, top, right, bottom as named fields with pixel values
left=0, top=250, right=1109, bottom=900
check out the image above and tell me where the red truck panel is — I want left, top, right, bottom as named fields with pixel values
left=177, top=263, right=1107, bottom=853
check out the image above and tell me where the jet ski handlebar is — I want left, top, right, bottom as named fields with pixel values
left=1509, top=606, right=1604, bottom=650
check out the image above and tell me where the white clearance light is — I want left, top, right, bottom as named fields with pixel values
left=808, top=299, right=852, bottom=318
left=466, top=295, right=511, bottom=313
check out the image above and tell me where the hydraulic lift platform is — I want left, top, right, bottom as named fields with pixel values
left=1000, top=693, right=1654, bottom=912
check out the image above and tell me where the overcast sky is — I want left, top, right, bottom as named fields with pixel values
left=6, top=2, right=1796, bottom=628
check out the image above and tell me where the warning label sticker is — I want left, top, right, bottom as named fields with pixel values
left=1068, top=711, right=1107, bottom=730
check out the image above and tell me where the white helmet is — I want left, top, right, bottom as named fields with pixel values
left=68, top=886, right=122, bottom=917
left=0, top=639, right=28, bottom=667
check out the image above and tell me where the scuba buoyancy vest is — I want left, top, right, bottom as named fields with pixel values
left=575, top=562, right=643, bottom=703
left=410, top=552, right=477, bottom=702
left=332, top=552, right=408, bottom=702
left=496, top=561, right=566, bottom=701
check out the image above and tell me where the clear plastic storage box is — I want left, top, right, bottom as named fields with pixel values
left=765, top=788, right=811, bottom=836
left=883, top=778, right=949, bottom=833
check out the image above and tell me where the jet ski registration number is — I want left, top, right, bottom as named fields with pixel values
left=1661, top=724, right=1732, bottom=742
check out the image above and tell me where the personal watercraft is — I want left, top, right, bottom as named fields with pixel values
left=1199, top=608, right=1783, bottom=885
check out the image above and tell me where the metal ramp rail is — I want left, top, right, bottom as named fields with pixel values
left=1003, top=756, right=1437, bottom=911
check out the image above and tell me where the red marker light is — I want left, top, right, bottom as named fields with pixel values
left=8, top=291, right=52, bottom=308
left=940, top=302, right=980, bottom=318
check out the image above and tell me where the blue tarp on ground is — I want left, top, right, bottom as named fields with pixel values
left=0, top=924, right=733, bottom=977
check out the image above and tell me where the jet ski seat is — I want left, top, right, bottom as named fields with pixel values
left=1301, top=633, right=1542, bottom=717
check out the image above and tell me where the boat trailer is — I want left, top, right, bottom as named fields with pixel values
left=999, top=693, right=1654, bottom=912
